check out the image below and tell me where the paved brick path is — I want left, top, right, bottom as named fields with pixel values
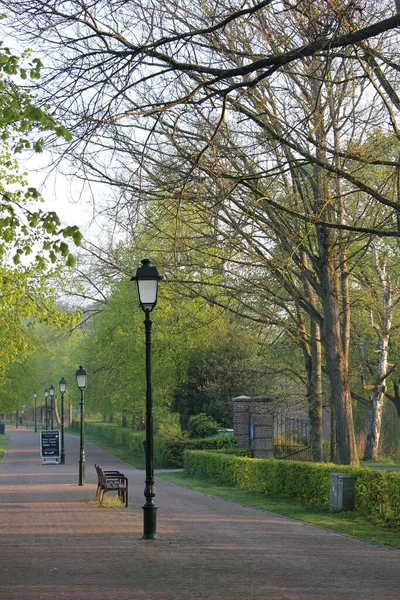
left=0, top=426, right=399, bottom=600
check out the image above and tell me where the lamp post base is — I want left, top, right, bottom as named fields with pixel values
left=78, top=460, right=85, bottom=486
left=142, top=502, right=157, bottom=539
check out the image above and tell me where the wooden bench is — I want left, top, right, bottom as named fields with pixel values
left=94, top=464, right=129, bottom=507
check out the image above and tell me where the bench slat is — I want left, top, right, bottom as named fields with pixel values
left=94, top=463, right=128, bottom=507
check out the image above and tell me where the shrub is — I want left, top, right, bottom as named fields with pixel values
left=187, top=413, right=221, bottom=439
left=214, top=447, right=252, bottom=457
left=163, top=434, right=237, bottom=467
left=71, top=420, right=236, bottom=468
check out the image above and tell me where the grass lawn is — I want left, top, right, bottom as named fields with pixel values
left=0, top=434, right=8, bottom=461
left=157, top=471, right=400, bottom=550
left=68, top=428, right=146, bottom=469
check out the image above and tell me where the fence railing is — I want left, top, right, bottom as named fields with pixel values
left=274, top=414, right=312, bottom=461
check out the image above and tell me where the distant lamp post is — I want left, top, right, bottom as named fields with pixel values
left=44, top=388, right=49, bottom=430
left=59, top=378, right=67, bottom=465
left=49, top=384, right=55, bottom=430
left=76, top=366, right=87, bottom=486
left=33, top=391, right=37, bottom=433
left=132, top=258, right=162, bottom=539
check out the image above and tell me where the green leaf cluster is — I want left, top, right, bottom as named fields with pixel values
left=75, top=270, right=268, bottom=433
left=187, top=413, right=220, bottom=438
left=0, top=274, right=81, bottom=414
left=0, top=45, right=80, bottom=268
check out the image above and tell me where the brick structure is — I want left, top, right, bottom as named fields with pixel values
left=232, top=396, right=252, bottom=449
left=233, top=395, right=275, bottom=459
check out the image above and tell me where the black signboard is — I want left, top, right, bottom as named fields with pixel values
left=40, top=430, right=61, bottom=460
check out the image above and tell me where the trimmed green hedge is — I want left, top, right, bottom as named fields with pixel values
left=162, top=435, right=237, bottom=467
left=184, top=450, right=400, bottom=522
left=71, top=420, right=157, bottom=460
left=71, top=421, right=236, bottom=468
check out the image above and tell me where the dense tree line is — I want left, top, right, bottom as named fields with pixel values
left=0, top=44, right=82, bottom=415
left=2, top=1, right=400, bottom=463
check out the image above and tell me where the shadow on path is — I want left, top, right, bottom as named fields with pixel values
left=0, top=427, right=399, bottom=600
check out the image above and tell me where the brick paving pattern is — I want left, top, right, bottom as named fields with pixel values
left=0, top=426, right=399, bottom=599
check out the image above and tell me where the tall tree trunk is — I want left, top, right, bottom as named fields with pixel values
left=363, top=248, right=393, bottom=460
left=309, top=60, right=358, bottom=466
left=309, top=318, right=324, bottom=461
left=299, top=250, right=324, bottom=462
left=363, top=379, right=386, bottom=461
left=318, top=224, right=359, bottom=465
left=297, top=306, right=324, bottom=462
left=330, top=397, right=336, bottom=462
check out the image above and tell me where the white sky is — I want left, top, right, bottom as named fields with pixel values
left=1, top=29, right=107, bottom=242
left=22, top=151, right=106, bottom=241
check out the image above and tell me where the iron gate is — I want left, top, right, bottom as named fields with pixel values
left=274, top=413, right=312, bottom=461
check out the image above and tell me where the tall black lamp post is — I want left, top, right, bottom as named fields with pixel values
left=59, top=378, right=67, bottom=464
left=33, top=391, right=37, bottom=433
left=76, top=366, right=87, bottom=486
left=49, top=384, right=55, bottom=429
left=44, top=388, right=49, bottom=430
left=132, top=258, right=162, bottom=539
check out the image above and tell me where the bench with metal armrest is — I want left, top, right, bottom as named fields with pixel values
left=94, top=463, right=129, bottom=507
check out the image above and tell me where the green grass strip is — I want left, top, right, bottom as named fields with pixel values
left=68, top=428, right=146, bottom=469
left=0, top=434, right=8, bottom=462
left=157, top=471, right=400, bottom=550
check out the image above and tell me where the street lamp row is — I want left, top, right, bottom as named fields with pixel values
left=32, top=370, right=86, bottom=477
left=34, top=380, right=67, bottom=462
left=28, top=257, right=161, bottom=541
left=43, top=384, right=56, bottom=430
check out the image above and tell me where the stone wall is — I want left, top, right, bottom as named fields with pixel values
left=233, top=395, right=275, bottom=459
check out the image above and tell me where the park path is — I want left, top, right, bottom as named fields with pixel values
left=0, top=426, right=399, bottom=600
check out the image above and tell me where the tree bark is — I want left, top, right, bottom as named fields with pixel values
left=318, top=224, right=359, bottom=465
left=299, top=250, right=324, bottom=462
left=363, top=248, right=393, bottom=460
left=309, top=318, right=324, bottom=461
left=310, top=59, right=359, bottom=466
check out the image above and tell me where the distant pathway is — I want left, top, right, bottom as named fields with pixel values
left=0, top=426, right=399, bottom=600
